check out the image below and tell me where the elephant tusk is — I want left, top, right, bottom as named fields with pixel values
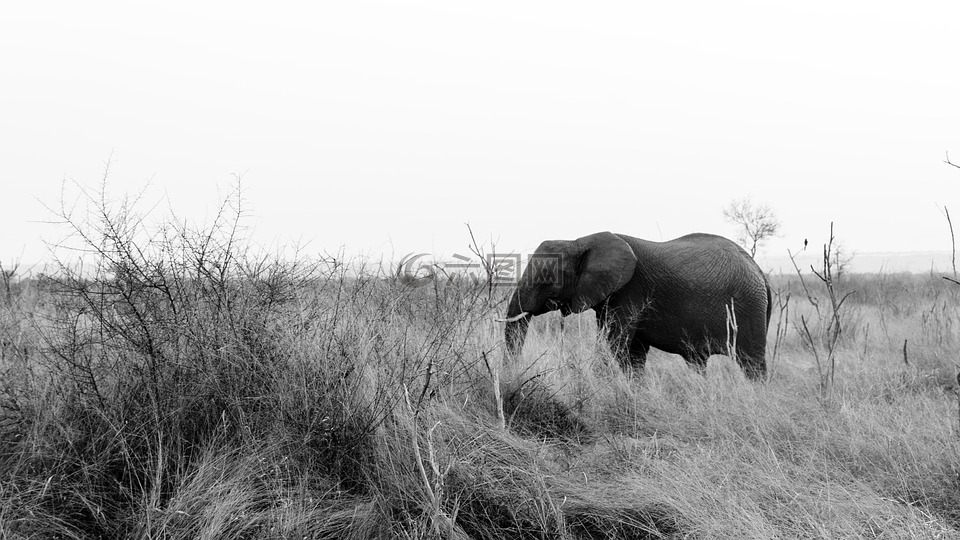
left=496, top=312, right=530, bottom=323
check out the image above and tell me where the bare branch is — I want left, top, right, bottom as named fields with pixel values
left=788, top=248, right=819, bottom=313
left=945, top=151, right=960, bottom=169
left=792, top=222, right=854, bottom=400
left=940, top=205, right=957, bottom=280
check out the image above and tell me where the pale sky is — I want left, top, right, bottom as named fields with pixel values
left=2, top=2, right=959, bottom=272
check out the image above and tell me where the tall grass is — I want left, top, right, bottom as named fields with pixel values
left=1, top=186, right=959, bottom=538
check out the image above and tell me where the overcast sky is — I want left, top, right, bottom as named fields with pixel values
left=2, top=2, right=959, bottom=272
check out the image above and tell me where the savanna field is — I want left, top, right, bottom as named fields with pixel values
left=2, top=193, right=960, bottom=539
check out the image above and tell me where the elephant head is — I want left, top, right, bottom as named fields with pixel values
left=504, top=231, right=638, bottom=356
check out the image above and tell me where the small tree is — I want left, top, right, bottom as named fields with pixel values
left=831, top=241, right=855, bottom=281
left=722, top=197, right=781, bottom=257
left=789, top=222, right=853, bottom=400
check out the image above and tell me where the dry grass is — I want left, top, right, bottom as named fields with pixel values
left=1, top=189, right=959, bottom=538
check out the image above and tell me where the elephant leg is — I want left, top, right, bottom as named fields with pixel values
left=735, top=340, right=767, bottom=381
left=628, top=336, right=649, bottom=369
left=594, top=302, right=608, bottom=331
left=597, top=306, right=637, bottom=369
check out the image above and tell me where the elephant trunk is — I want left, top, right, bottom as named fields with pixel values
left=504, top=288, right=533, bottom=357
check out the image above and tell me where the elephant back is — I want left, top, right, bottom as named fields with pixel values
left=622, top=232, right=768, bottom=345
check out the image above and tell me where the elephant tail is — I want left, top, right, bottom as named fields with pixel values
left=765, top=279, right=773, bottom=328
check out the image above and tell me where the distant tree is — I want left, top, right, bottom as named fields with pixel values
left=831, top=241, right=854, bottom=281
left=722, top=198, right=781, bottom=258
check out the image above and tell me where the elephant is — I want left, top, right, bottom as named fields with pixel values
left=503, top=231, right=771, bottom=379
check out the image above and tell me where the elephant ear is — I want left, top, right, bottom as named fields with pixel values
left=569, top=232, right=638, bottom=313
